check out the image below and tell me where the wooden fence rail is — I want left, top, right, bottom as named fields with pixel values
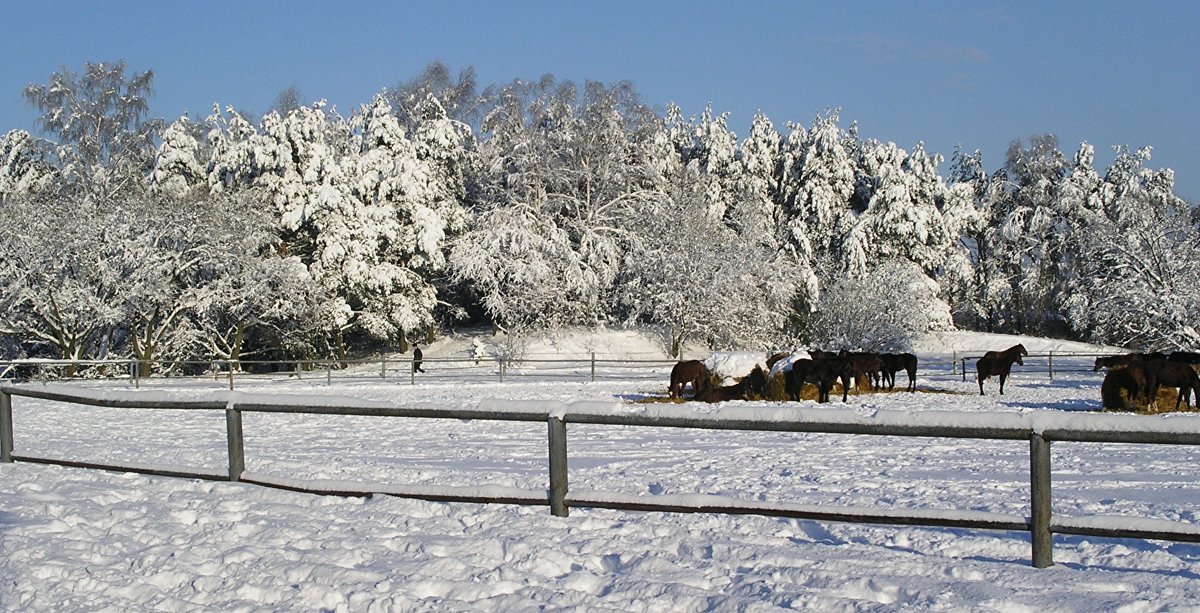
left=4, top=383, right=1200, bottom=569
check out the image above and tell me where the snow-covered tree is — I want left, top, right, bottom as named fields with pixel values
left=22, top=60, right=163, bottom=203
left=728, top=112, right=783, bottom=245
left=0, top=130, right=56, bottom=202
left=776, top=112, right=857, bottom=263
left=337, top=94, right=470, bottom=346
left=803, top=260, right=952, bottom=352
left=1064, top=147, right=1200, bottom=349
left=845, top=141, right=951, bottom=276
left=0, top=200, right=125, bottom=365
left=150, top=117, right=208, bottom=199
left=983, top=135, right=1069, bottom=335
left=463, top=77, right=660, bottom=331
left=619, top=162, right=797, bottom=356
left=390, top=61, right=491, bottom=131
left=449, top=202, right=590, bottom=334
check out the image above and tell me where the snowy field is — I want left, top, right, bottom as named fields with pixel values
left=4, top=330, right=1200, bottom=611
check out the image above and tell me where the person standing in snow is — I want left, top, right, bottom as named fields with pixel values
left=412, top=344, right=426, bottom=373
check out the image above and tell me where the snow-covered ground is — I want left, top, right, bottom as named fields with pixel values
left=4, top=330, right=1200, bottom=611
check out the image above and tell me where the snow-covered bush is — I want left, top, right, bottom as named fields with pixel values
left=803, top=261, right=952, bottom=352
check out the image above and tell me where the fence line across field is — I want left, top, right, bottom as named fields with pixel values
left=3, top=383, right=1199, bottom=569
left=956, top=351, right=1128, bottom=383
left=1, top=350, right=1121, bottom=391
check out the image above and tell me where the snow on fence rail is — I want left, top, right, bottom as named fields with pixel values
left=5, top=383, right=1200, bottom=568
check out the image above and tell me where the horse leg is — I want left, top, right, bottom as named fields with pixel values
left=999, top=374, right=1006, bottom=395
left=978, top=374, right=985, bottom=396
left=907, top=368, right=916, bottom=392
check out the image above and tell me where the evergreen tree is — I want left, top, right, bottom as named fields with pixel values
left=0, top=130, right=57, bottom=203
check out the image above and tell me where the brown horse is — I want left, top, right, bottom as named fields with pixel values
left=976, top=344, right=1028, bottom=395
left=765, top=352, right=790, bottom=370
left=1144, top=360, right=1200, bottom=410
left=669, top=360, right=710, bottom=399
left=848, top=352, right=883, bottom=391
left=881, top=353, right=918, bottom=392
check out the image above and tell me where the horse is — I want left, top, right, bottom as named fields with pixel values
left=881, top=353, right=918, bottom=392
left=765, top=352, right=790, bottom=370
left=783, top=359, right=813, bottom=401
left=669, top=360, right=710, bottom=399
left=1144, top=360, right=1200, bottom=410
left=783, top=356, right=851, bottom=403
left=976, top=344, right=1028, bottom=395
left=1168, top=351, right=1200, bottom=366
left=848, top=352, right=883, bottom=391
left=1093, top=353, right=1141, bottom=372
left=1101, top=367, right=1144, bottom=410
left=696, top=366, right=768, bottom=403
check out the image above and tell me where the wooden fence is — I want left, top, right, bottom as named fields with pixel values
left=4, top=382, right=1200, bottom=569
left=0, top=355, right=685, bottom=389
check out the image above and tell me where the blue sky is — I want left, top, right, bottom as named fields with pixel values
left=2, top=1, right=1197, bottom=201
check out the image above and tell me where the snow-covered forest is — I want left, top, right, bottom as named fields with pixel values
left=1, top=61, right=1197, bottom=366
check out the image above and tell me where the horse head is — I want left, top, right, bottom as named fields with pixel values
left=1014, top=344, right=1028, bottom=365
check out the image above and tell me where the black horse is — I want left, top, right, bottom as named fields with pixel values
left=976, top=344, right=1028, bottom=395
left=1144, top=359, right=1200, bottom=410
left=881, top=353, right=918, bottom=392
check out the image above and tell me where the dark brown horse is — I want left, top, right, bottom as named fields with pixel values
left=1094, top=353, right=1168, bottom=372
left=1144, top=360, right=1200, bottom=410
left=881, top=353, right=918, bottom=392
left=696, top=366, right=768, bottom=403
left=976, top=344, right=1028, bottom=395
left=1101, top=367, right=1143, bottom=410
left=669, top=360, right=710, bottom=399
left=1169, top=351, right=1200, bottom=366
left=785, top=355, right=853, bottom=403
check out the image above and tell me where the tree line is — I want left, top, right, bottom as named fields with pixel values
left=1, top=61, right=1196, bottom=369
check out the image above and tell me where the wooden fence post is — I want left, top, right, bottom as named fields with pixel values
left=226, top=405, right=245, bottom=481
left=1, top=391, right=13, bottom=463
left=591, top=352, right=596, bottom=383
left=499, top=358, right=505, bottom=383
left=1048, top=351, right=1054, bottom=381
left=227, top=362, right=235, bottom=391
left=1030, top=433, right=1054, bottom=568
left=548, top=415, right=569, bottom=517
left=381, top=357, right=387, bottom=379
left=962, top=358, right=967, bottom=383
